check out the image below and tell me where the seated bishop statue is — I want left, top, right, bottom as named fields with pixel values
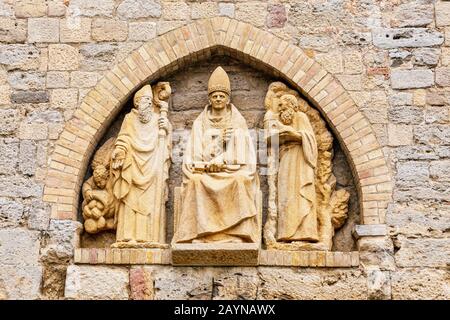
left=172, top=66, right=260, bottom=244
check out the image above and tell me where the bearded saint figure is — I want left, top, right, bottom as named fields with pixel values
left=111, top=84, right=172, bottom=248
left=273, top=94, right=319, bottom=242
left=173, top=66, right=260, bottom=244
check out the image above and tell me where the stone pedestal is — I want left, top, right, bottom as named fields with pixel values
left=171, top=243, right=260, bottom=266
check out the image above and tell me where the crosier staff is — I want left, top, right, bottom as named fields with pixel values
left=151, top=82, right=171, bottom=246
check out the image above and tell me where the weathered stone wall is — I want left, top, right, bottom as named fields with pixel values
left=0, top=0, right=449, bottom=300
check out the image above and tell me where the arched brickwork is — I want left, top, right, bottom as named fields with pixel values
left=43, top=17, right=392, bottom=225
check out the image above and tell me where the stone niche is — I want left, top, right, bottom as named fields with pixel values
left=78, top=53, right=360, bottom=264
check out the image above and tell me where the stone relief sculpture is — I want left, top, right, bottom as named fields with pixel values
left=81, top=74, right=350, bottom=261
left=263, top=82, right=350, bottom=251
left=81, top=82, right=172, bottom=249
left=172, top=67, right=261, bottom=245
left=81, top=137, right=116, bottom=234
left=111, top=83, right=172, bottom=248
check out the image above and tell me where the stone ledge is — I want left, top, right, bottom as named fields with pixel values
left=352, top=224, right=387, bottom=239
left=259, top=250, right=359, bottom=267
left=74, top=248, right=171, bottom=265
left=74, top=248, right=359, bottom=267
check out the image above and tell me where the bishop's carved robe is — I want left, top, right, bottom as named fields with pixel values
left=112, top=109, right=171, bottom=243
left=276, top=111, right=319, bottom=242
left=173, top=104, right=259, bottom=243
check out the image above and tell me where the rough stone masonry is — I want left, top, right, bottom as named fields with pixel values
left=0, top=0, right=449, bottom=300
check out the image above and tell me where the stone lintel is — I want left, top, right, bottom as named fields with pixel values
left=353, top=224, right=387, bottom=239
left=171, top=243, right=260, bottom=266
left=74, top=248, right=359, bottom=267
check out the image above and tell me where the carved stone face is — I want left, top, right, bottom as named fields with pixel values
left=280, top=107, right=294, bottom=125
left=93, top=166, right=108, bottom=189
left=209, top=91, right=229, bottom=111
left=274, top=96, right=282, bottom=113
left=137, top=94, right=153, bottom=123
left=279, top=99, right=295, bottom=125
left=137, top=94, right=152, bottom=112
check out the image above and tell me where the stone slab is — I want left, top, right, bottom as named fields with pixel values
left=391, top=69, right=434, bottom=89
left=373, top=28, right=443, bottom=49
left=65, top=265, right=129, bottom=300
left=172, top=243, right=260, bottom=266
left=0, top=265, right=43, bottom=300
left=353, top=224, right=387, bottom=239
left=0, top=228, right=40, bottom=265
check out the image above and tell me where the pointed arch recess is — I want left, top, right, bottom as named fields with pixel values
left=43, top=17, right=392, bottom=225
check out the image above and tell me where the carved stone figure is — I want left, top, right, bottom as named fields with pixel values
left=110, top=83, right=172, bottom=248
left=270, top=94, right=319, bottom=241
left=172, top=66, right=260, bottom=244
left=81, top=137, right=116, bottom=234
left=263, top=82, right=349, bottom=250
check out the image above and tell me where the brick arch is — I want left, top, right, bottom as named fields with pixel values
left=43, top=17, right=392, bottom=225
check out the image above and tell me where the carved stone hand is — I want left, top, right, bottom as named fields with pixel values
left=223, top=128, right=233, bottom=143
left=207, top=155, right=225, bottom=173
left=207, top=162, right=224, bottom=173
left=85, top=189, right=94, bottom=201
left=112, top=148, right=126, bottom=170
left=158, top=116, right=169, bottom=133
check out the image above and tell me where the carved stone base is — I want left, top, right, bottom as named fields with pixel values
left=171, top=243, right=260, bottom=266
left=265, top=241, right=330, bottom=251
left=111, top=241, right=169, bottom=249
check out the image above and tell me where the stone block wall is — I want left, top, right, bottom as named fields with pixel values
left=0, top=0, right=449, bottom=300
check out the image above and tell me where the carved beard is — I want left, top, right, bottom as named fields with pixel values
left=138, top=109, right=152, bottom=123
left=280, top=108, right=294, bottom=125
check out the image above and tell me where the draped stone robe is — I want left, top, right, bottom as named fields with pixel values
left=173, top=104, right=260, bottom=243
left=276, top=111, right=319, bottom=242
left=112, top=109, right=171, bottom=243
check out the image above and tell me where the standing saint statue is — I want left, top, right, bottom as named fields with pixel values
left=173, top=66, right=260, bottom=244
left=111, top=83, right=172, bottom=248
left=263, top=82, right=350, bottom=251
left=269, top=94, right=319, bottom=242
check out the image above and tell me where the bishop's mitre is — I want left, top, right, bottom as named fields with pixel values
left=207, top=66, right=231, bottom=96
